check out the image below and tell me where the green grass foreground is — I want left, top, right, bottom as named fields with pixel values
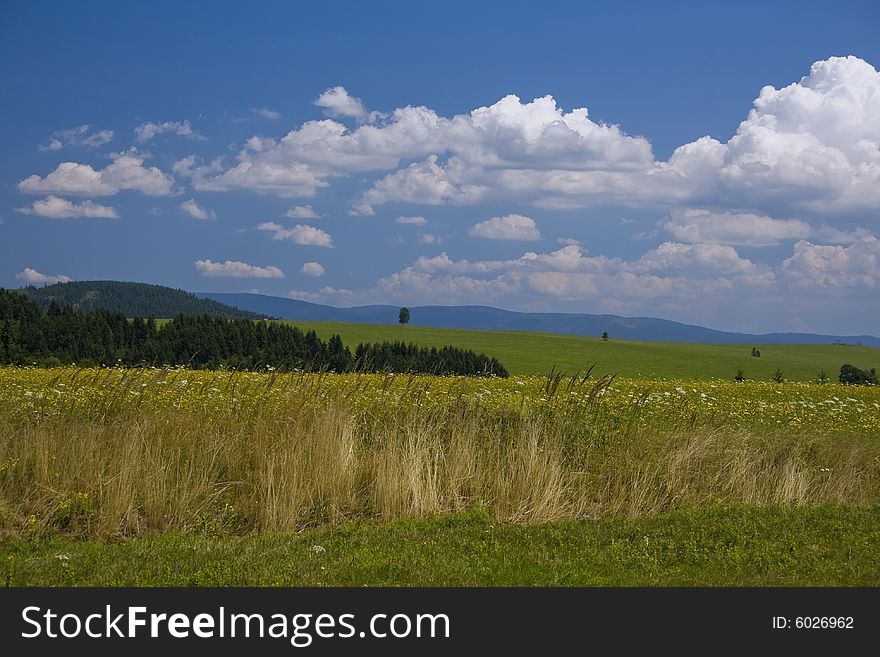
left=3, top=506, right=879, bottom=586
left=284, top=321, right=878, bottom=380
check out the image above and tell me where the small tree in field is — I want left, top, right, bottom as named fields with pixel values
left=735, top=368, right=745, bottom=382
left=839, top=364, right=878, bottom=385
left=398, top=307, right=410, bottom=326
left=601, top=331, right=609, bottom=342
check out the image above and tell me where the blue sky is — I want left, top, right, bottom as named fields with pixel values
left=2, top=0, right=879, bottom=335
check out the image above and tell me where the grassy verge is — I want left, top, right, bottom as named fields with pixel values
left=3, top=506, right=878, bottom=586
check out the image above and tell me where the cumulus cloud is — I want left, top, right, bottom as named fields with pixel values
left=315, top=86, right=374, bottom=122
left=180, top=199, right=215, bottom=220
left=661, top=209, right=812, bottom=246
left=186, top=89, right=650, bottom=206
left=667, top=56, right=880, bottom=215
left=286, top=205, right=321, bottom=219
left=18, top=150, right=177, bottom=197
left=395, top=215, right=427, bottom=225
left=16, top=196, right=118, bottom=219
left=376, top=240, right=774, bottom=310
left=194, top=259, right=284, bottom=278
left=780, top=236, right=880, bottom=288
left=252, top=108, right=281, bottom=120
left=417, top=233, right=440, bottom=244
left=468, top=214, right=540, bottom=241
left=135, top=120, right=203, bottom=142
left=633, top=241, right=772, bottom=279
left=301, top=261, right=325, bottom=277
left=165, top=56, right=879, bottom=226
left=16, top=267, right=72, bottom=284
left=39, top=125, right=113, bottom=151
left=354, top=156, right=488, bottom=214
left=355, top=56, right=880, bottom=217
left=257, top=222, right=333, bottom=247
left=175, top=150, right=327, bottom=198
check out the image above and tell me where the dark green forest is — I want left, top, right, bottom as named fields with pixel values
left=0, top=289, right=508, bottom=376
left=20, top=280, right=260, bottom=319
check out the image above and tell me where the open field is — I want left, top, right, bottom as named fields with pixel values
left=281, top=320, right=879, bottom=380
left=2, top=365, right=877, bottom=585
left=1, top=366, right=878, bottom=534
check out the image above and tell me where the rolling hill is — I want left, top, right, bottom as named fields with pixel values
left=18, top=281, right=261, bottom=319
left=264, top=320, right=879, bottom=380
left=200, top=292, right=880, bottom=348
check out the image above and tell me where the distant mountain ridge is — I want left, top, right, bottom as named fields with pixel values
left=200, top=292, right=880, bottom=348
left=18, top=281, right=261, bottom=319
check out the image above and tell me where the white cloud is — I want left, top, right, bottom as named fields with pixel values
left=166, top=56, right=878, bottom=239
left=252, top=108, right=281, bottom=120
left=286, top=205, right=321, bottom=219
left=320, top=286, right=353, bottom=297
left=661, top=209, right=812, bottom=246
left=16, top=196, right=118, bottom=219
left=354, top=156, right=488, bottom=215
left=180, top=199, right=215, bottom=220
left=287, top=289, right=323, bottom=302
left=39, top=125, right=113, bottom=151
left=190, top=90, right=649, bottom=206
left=355, top=56, right=880, bottom=218
left=176, top=150, right=327, bottom=198
left=395, top=215, right=427, bottom=225
left=16, top=267, right=72, bottom=284
left=135, top=120, right=203, bottom=142
left=812, top=224, right=875, bottom=244
left=315, top=86, right=370, bottom=121
left=780, top=236, right=880, bottom=288
left=301, top=261, right=325, bottom=277
left=257, top=222, right=333, bottom=247
left=18, top=150, right=177, bottom=197
left=288, top=286, right=353, bottom=301
left=375, top=240, right=775, bottom=311
left=194, top=259, right=284, bottom=278
left=668, top=56, right=880, bottom=215
left=417, top=233, right=440, bottom=244
left=468, top=214, right=540, bottom=241
left=633, top=242, right=771, bottom=279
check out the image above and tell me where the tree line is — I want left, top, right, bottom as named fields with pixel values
left=0, top=289, right=508, bottom=377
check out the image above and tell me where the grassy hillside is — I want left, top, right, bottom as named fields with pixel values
left=284, top=320, right=878, bottom=381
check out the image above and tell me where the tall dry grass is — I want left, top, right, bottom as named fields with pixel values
left=1, top=372, right=878, bottom=539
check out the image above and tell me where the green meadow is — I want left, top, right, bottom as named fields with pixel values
left=2, top=363, right=879, bottom=586
left=284, top=320, right=878, bottom=381
left=4, top=507, right=879, bottom=586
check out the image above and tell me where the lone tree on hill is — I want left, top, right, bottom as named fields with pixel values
left=601, top=331, right=609, bottom=341
left=398, top=307, right=410, bottom=326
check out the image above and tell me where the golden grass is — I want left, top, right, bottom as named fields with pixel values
left=2, top=371, right=878, bottom=539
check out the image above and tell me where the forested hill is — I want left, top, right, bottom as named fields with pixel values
left=18, top=281, right=260, bottom=319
